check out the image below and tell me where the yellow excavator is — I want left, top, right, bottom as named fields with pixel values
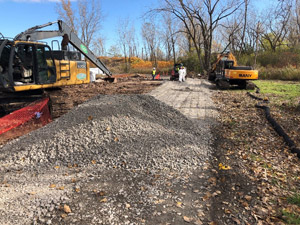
left=0, top=20, right=111, bottom=93
left=208, top=52, right=258, bottom=89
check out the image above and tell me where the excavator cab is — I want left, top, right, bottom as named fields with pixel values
left=0, top=39, right=56, bottom=91
left=0, top=20, right=111, bottom=92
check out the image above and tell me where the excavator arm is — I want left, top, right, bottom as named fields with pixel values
left=14, top=20, right=111, bottom=76
left=211, top=52, right=238, bottom=73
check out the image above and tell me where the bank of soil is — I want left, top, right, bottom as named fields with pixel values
left=211, top=88, right=300, bottom=225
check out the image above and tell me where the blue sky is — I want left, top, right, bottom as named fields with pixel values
left=0, top=0, right=159, bottom=49
left=0, top=0, right=271, bottom=53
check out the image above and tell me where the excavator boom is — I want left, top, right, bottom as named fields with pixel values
left=14, top=20, right=111, bottom=76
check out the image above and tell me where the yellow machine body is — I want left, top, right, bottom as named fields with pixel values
left=225, top=69, right=258, bottom=80
left=13, top=59, right=90, bottom=92
left=0, top=40, right=92, bottom=92
left=209, top=52, right=258, bottom=89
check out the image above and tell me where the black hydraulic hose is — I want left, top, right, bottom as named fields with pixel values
left=247, top=92, right=300, bottom=157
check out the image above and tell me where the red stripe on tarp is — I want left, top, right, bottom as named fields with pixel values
left=0, top=98, right=51, bottom=135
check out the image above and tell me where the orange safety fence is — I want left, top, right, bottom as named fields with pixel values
left=0, top=98, right=52, bottom=135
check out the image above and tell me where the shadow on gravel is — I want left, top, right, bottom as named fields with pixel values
left=171, top=88, right=203, bottom=92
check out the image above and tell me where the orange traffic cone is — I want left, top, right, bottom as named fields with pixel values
left=155, top=73, right=160, bottom=80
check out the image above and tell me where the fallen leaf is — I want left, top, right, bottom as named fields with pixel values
left=88, top=116, right=93, bottom=120
left=71, top=178, right=76, bottom=183
left=99, top=191, right=106, bottom=196
left=58, top=186, right=65, bottom=190
left=63, top=204, right=71, bottom=213
left=54, top=166, right=60, bottom=169
left=125, top=203, right=131, bottom=208
left=225, top=209, right=231, bottom=214
left=183, top=216, right=193, bottom=223
left=154, top=199, right=165, bottom=204
left=61, top=214, right=67, bottom=218
left=194, top=219, right=203, bottom=225
left=219, top=163, right=231, bottom=170
left=106, top=126, right=111, bottom=131
left=245, top=195, right=252, bottom=201
left=91, top=160, right=96, bottom=164
left=203, top=192, right=212, bottom=201
left=49, top=184, right=56, bottom=188
left=176, top=202, right=183, bottom=208
left=232, top=218, right=241, bottom=224
left=197, top=210, right=205, bottom=217
left=75, top=188, right=80, bottom=193
left=241, top=201, right=249, bottom=208
left=100, top=198, right=107, bottom=203
left=208, top=177, right=217, bottom=186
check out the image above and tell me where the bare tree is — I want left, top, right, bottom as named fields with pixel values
left=117, top=18, right=130, bottom=72
left=161, top=13, right=179, bottom=63
left=261, top=0, right=292, bottom=51
left=287, top=0, right=300, bottom=46
left=92, top=37, right=106, bottom=56
left=117, top=18, right=137, bottom=72
left=56, top=0, right=77, bottom=33
left=78, top=0, right=103, bottom=48
left=219, top=17, right=242, bottom=53
left=142, top=21, right=159, bottom=67
left=239, top=0, right=249, bottom=54
left=56, top=0, right=104, bottom=48
left=107, top=45, right=121, bottom=57
left=153, top=0, right=244, bottom=73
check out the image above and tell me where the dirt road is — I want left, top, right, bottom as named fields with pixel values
left=0, top=78, right=219, bottom=225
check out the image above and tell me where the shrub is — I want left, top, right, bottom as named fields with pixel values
left=258, top=66, right=300, bottom=81
left=178, top=53, right=203, bottom=73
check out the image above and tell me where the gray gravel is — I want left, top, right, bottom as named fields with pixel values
left=0, top=90, right=215, bottom=224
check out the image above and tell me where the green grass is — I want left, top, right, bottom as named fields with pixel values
left=287, top=193, right=300, bottom=206
left=282, top=211, right=300, bottom=224
left=253, top=80, right=300, bottom=105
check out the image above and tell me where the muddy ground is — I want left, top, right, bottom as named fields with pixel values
left=210, top=88, right=300, bottom=224
left=47, top=74, right=163, bottom=119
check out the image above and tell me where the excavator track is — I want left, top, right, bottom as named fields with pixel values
left=216, top=79, right=230, bottom=89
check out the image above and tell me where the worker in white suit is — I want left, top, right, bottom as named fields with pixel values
left=178, top=66, right=186, bottom=82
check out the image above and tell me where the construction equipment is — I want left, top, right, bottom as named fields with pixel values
left=208, top=52, right=258, bottom=89
left=0, top=20, right=111, bottom=92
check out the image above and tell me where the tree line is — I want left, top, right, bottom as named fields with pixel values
left=57, top=0, right=300, bottom=73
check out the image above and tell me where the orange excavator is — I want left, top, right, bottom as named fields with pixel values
left=208, top=52, right=258, bottom=89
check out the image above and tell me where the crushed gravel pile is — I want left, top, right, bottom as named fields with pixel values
left=0, top=94, right=208, bottom=172
left=0, top=94, right=212, bottom=225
